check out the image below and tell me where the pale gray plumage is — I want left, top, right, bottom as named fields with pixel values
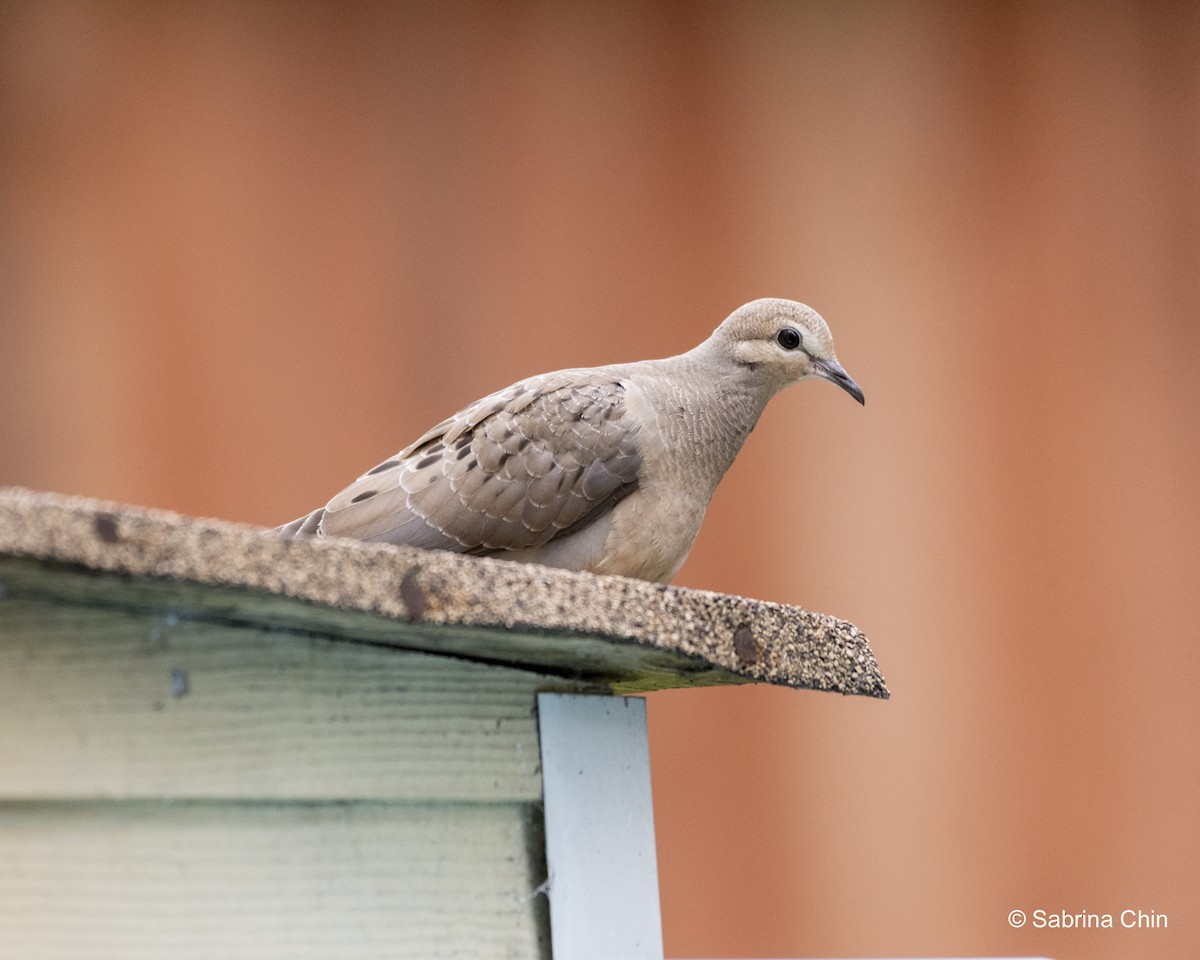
left=277, top=298, right=863, bottom=583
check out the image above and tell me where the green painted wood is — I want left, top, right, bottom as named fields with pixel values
left=0, top=801, right=549, bottom=960
left=0, top=596, right=569, bottom=802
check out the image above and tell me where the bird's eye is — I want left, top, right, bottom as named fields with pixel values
left=776, top=327, right=802, bottom=351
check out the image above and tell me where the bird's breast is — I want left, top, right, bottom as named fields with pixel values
left=593, top=486, right=707, bottom=583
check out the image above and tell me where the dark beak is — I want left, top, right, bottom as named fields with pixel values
left=815, top=358, right=865, bottom=405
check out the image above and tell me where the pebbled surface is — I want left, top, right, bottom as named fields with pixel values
left=0, top=487, right=889, bottom=698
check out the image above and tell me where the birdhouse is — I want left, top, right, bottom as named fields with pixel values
left=0, top=488, right=886, bottom=959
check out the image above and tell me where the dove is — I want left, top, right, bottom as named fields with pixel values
left=277, top=298, right=863, bottom=583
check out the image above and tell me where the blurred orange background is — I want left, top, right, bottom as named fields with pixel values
left=2, top=3, right=1198, bottom=958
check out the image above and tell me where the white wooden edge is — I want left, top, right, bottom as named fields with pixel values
left=537, top=692, right=664, bottom=960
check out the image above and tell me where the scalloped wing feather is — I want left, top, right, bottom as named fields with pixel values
left=315, top=373, right=643, bottom=553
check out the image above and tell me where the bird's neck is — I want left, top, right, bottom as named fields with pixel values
left=643, top=348, right=776, bottom=483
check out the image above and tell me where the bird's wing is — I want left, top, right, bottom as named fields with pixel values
left=316, top=371, right=644, bottom=553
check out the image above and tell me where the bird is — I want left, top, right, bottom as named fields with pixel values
left=277, top=298, right=863, bottom=583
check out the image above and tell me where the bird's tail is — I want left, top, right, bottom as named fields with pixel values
left=275, top=508, right=325, bottom=538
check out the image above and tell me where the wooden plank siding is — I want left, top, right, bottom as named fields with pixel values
left=0, top=593, right=560, bottom=958
left=0, top=596, right=551, bottom=803
left=0, top=802, right=548, bottom=959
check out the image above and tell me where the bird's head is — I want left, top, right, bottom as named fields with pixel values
left=708, top=298, right=865, bottom=405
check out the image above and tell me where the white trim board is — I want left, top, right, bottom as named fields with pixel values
left=537, top=693, right=664, bottom=960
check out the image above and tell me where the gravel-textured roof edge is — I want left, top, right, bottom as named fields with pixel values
left=0, top=487, right=889, bottom=698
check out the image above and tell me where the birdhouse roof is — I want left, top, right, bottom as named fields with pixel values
left=0, top=487, right=887, bottom=698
